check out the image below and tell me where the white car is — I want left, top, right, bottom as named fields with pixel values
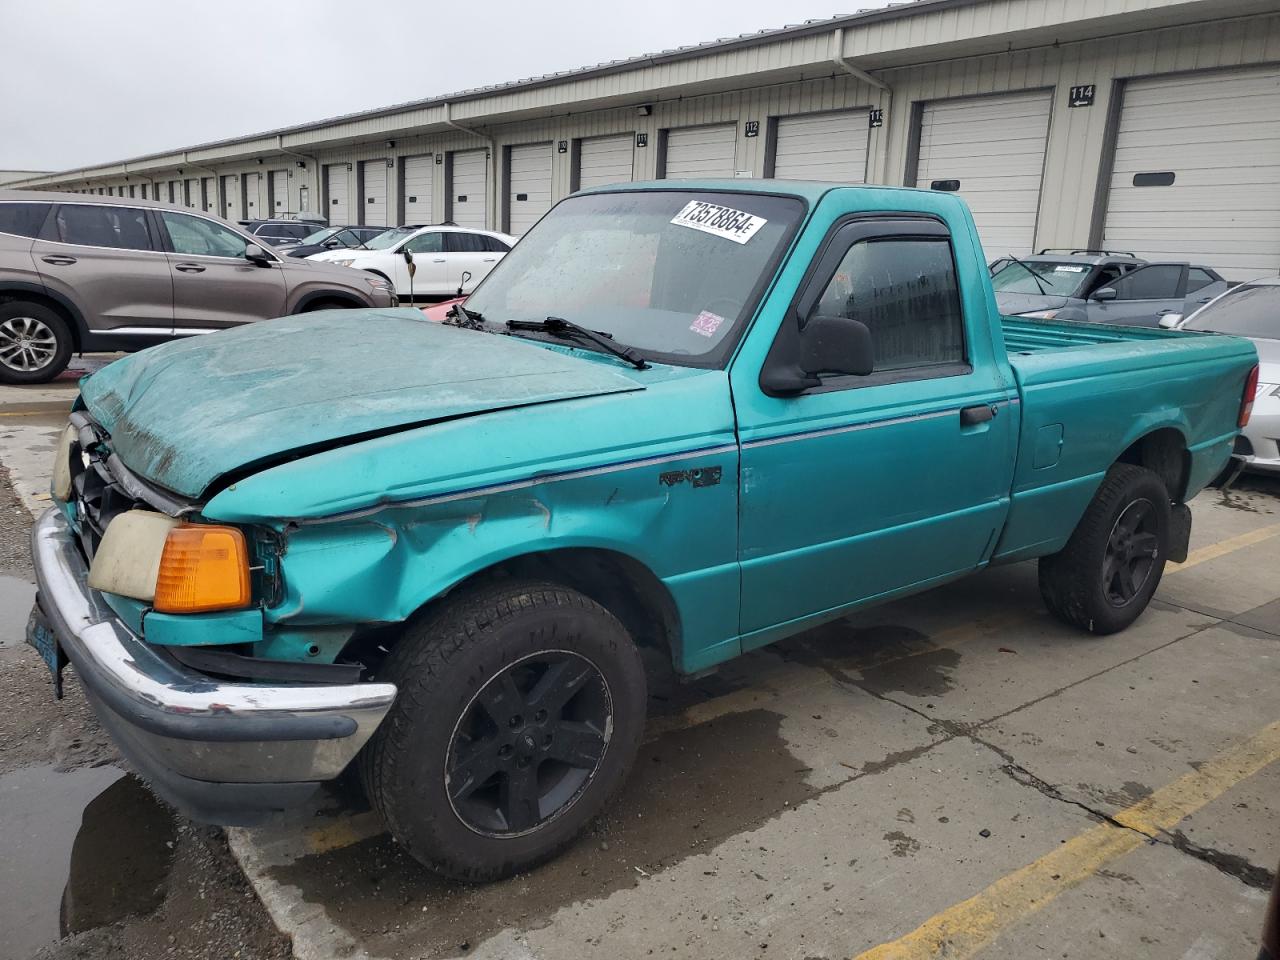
left=1165, top=275, right=1279, bottom=475
left=309, top=225, right=516, bottom=299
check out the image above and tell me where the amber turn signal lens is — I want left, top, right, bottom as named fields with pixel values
left=153, top=525, right=251, bottom=614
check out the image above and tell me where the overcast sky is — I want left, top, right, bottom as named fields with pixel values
left=3, top=0, right=896, bottom=172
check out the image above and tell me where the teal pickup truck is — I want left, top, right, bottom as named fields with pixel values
left=29, top=181, right=1258, bottom=881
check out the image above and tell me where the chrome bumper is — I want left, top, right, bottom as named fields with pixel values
left=30, top=508, right=396, bottom=823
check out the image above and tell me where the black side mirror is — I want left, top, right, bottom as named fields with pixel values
left=323, top=239, right=340, bottom=248
left=801, top=315, right=874, bottom=377
left=244, top=243, right=271, bottom=265
left=456, top=269, right=473, bottom=297
left=760, top=315, right=874, bottom=395
left=1091, top=286, right=1117, bottom=302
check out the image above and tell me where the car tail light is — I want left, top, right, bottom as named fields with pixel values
left=153, top=525, right=251, bottom=614
left=1239, top=363, right=1260, bottom=428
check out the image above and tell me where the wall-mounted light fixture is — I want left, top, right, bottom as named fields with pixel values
left=636, top=104, right=652, bottom=117
left=386, top=140, right=396, bottom=149
left=295, top=160, right=306, bottom=169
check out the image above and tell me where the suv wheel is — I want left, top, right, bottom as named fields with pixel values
left=0, top=302, right=73, bottom=385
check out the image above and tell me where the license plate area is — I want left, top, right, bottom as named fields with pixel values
left=26, top=600, right=67, bottom=699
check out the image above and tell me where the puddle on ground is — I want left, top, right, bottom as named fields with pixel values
left=778, top=620, right=962, bottom=698
left=0, top=765, right=177, bottom=959
left=0, top=574, right=36, bottom=649
left=271, top=708, right=818, bottom=959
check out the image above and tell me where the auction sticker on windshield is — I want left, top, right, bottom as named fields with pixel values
left=671, top=201, right=767, bottom=244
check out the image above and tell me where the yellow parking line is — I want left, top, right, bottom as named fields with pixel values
left=1167, top=522, right=1280, bottom=573
left=853, top=718, right=1280, bottom=960
left=304, top=810, right=385, bottom=854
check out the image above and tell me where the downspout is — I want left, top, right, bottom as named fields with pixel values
left=444, top=101, right=497, bottom=230
left=831, top=27, right=893, bottom=183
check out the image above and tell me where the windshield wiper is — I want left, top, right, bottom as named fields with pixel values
left=506, top=316, right=648, bottom=370
left=444, top=302, right=486, bottom=330
left=1004, top=254, right=1051, bottom=297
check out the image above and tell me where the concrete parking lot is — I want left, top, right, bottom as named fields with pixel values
left=1, top=373, right=1276, bottom=960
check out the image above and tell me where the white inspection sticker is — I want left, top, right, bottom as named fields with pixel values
left=670, top=200, right=767, bottom=244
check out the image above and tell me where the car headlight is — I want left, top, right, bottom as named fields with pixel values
left=365, top=276, right=393, bottom=290
left=1016, top=309, right=1060, bottom=320
left=51, top=424, right=76, bottom=502
left=332, top=258, right=356, bottom=268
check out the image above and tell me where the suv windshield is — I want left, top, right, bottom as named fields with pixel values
left=365, top=227, right=416, bottom=250
left=463, top=190, right=805, bottom=366
left=1183, top=284, right=1280, bottom=340
left=991, top=260, right=1093, bottom=297
left=301, top=226, right=341, bottom=244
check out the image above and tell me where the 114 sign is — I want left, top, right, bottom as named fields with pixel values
left=1069, top=84, right=1096, bottom=108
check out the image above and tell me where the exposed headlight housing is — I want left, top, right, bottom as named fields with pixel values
left=1016, top=309, right=1060, bottom=320
left=51, top=424, right=76, bottom=503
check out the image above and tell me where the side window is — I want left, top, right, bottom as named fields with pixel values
left=445, top=232, right=485, bottom=253
left=483, top=235, right=511, bottom=253
left=1088, top=265, right=1123, bottom=295
left=1110, top=264, right=1183, bottom=300
left=404, top=232, right=443, bottom=254
left=1186, top=268, right=1217, bottom=294
left=160, top=212, right=249, bottom=258
left=55, top=205, right=152, bottom=251
left=807, top=236, right=965, bottom=374
left=0, top=202, right=51, bottom=238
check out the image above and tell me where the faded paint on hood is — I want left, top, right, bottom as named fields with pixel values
left=79, top=309, right=644, bottom=498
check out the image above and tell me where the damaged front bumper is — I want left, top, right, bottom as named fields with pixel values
left=29, top=508, right=397, bottom=825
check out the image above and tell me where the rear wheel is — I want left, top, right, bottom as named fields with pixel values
left=360, top=580, right=646, bottom=881
left=1038, top=463, right=1171, bottom=634
left=0, top=301, right=72, bottom=384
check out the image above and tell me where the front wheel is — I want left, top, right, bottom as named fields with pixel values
left=360, top=581, right=647, bottom=881
left=1039, top=463, right=1171, bottom=634
left=0, top=301, right=73, bottom=384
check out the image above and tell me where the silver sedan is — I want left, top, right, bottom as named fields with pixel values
left=1164, top=276, right=1280, bottom=474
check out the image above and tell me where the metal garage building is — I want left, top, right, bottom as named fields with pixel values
left=14, top=0, right=1280, bottom=278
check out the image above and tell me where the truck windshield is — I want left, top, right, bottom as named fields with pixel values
left=991, top=260, right=1092, bottom=297
left=463, top=190, right=805, bottom=367
left=1183, top=284, right=1280, bottom=340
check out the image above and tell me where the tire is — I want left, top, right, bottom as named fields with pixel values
left=0, top=301, right=73, bottom=385
left=298, top=297, right=355, bottom=313
left=360, top=580, right=647, bottom=881
left=1038, top=463, right=1171, bottom=634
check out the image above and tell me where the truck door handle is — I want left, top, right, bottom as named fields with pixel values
left=174, top=263, right=206, bottom=273
left=482, top=257, right=497, bottom=262
left=41, top=255, right=77, bottom=265
left=432, top=258, right=446, bottom=263
left=960, top=404, right=996, bottom=426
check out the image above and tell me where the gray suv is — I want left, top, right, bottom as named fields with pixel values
left=0, top=189, right=396, bottom=383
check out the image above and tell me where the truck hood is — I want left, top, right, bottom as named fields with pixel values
left=79, top=309, right=644, bottom=499
left=995, top=292, right=1072, bottom=316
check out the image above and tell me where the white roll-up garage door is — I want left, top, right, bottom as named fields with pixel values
left=450, top=150, right=488, bottom=229
left=772, top=110, right=870, bottom=183
left=269, top=170, right=289, bottom=215
left=663, top=124, right=737, bottom=179
left=403, top=156, right=434, bottom=224
left=507, top=142, right=553, bottom=235
left=326, top=165, right=349, bottom=224
left=577, top=134, right=634, bottom=191
left=220, top=175, right=240, bottom=220
left=243, top=173, right=262, bottom=217
left=1103, top=67, right=1280, bottom=281
left=914, top=90, right=1053, bottom=259
left=360, top=160, right=388, bottom=227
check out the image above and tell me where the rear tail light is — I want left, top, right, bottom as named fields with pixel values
left=1239, top=363, right=1260, bottom=428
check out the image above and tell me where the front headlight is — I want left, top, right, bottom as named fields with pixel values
left=1016, top=309, right=1060, bottom=320
left=332, top=258, right=356, bottom=268
left=51, top=424, right=76, bottom=502
left=365, top=276, right=393, bottom=290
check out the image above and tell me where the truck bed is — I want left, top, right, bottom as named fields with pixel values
left=1000, top=315, right=1186, bottom=354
